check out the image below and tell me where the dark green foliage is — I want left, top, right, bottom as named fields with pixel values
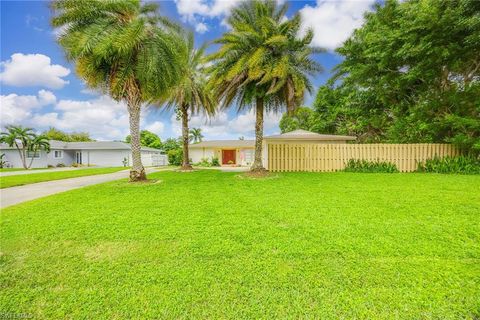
left=167, top=148, right=182, bottom=166
left=344, top=159, right=399, bottom=173
left=417, top=156, right=480, bottom=174
left=125, top=130, right=162, bottom=149
left=162, top=138, right=181, bottom=153
left=211, top=157, right=220, bottom=167
left=43, top=127, right=93, bottom=142
left=311, top=0, right=480, bottom=153
left=279, top=107, right=318, bottom=133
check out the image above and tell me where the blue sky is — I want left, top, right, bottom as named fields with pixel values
left=1, top=0, right=375, bottom=141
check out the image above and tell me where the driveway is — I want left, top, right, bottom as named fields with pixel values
left=1, top=168, right=161, bottom=209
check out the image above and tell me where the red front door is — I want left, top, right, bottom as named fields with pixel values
left=222, top=150, right=236, bottom=165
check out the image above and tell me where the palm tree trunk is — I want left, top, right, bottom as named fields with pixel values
left=251, top=97, right=266, bottom=172
left=15, top=142, right=27, bottom=169
left=27, top=147, right=37, bottom=169
left=127, top=99, right=146, bottom=181
left=181, top=104, right=193, bottom=170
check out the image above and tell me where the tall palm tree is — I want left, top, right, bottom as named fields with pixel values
left=160, top=32, right=215, bottom=170
left=189, top=128, right=204, bottom=144
left=51, top=0, right=182, bottom=181
left=0, top=125, right=50, bottom=169
left=208, top=0, right=323, bottom=172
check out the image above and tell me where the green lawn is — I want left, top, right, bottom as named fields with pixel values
left=1, top=171, right=479, bottom=318
left=0, top=167, right=47, bottom=172
left=0, top=167, right=125, bottom=188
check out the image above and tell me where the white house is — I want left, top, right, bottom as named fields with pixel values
left=189, top=129, right=356, bottom=167
left=0, top=140, right=167, bottom=168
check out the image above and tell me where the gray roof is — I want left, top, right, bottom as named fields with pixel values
left=1, top=140, right=161, bottom=152
left=264, top=129, right=356, bottom=141
left=189, top=140, right=255, bottom=148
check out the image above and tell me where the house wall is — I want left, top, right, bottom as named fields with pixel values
left=47, top=149, right=75, bottom=167
left=190, top=148, right=215, bottom=163
left=83, top=150, right=130, bottom=167
left=0, top=149, right=48, bottom=168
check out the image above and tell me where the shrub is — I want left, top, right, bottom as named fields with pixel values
left=344, top=159, right=399, bottom=173
left=417, top=156, right=480, bottom=174
left=48, top=164, right=54, bottom=168
left=211, top=157, right=220, bottom=167
left=56, top=163, right=65, bottom=167
left=195, top=158, right=212, bottom=167
left=167, top=148, right=182, bottom=166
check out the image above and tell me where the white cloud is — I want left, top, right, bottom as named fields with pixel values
left=145, top=121, right=165, bottom=136
left=195, top=22, right=209, bottom=34
left=170, top=109, right=282, bottom=140
left=0, top=90, right=56, bottom=126
left=0, top=53, right=70, bottom=89
left=300, top=0, right=375, bottom=51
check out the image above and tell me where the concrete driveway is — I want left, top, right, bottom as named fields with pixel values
left=0, top=168, right=160, bottom=209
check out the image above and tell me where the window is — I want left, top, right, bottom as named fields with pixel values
left=27, top=151, right=40, bottom=158
left=54, top=150, right=63, bottom=159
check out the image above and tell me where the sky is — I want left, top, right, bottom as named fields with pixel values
left=0, top=0, right=376, bottom=141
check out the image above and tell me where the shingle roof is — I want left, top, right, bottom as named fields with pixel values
left=264, top=129, right=356, bottom=141
left=189, top=140, right=255, bottom=148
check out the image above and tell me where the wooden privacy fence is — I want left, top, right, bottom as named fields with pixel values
left=267, top=143, right=459, bottom=172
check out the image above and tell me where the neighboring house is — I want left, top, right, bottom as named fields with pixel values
left=0, top=140, right=167, bottom=168
left=189, top=129, right=356, bottom=166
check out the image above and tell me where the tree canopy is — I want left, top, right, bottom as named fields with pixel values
left=125, top=130, right=162, bottom=149
left=43, top=127, right=93, bottom=142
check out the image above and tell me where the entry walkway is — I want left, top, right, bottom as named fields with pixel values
left=0, top=168, right=161, bottom=209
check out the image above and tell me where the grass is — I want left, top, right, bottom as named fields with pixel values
left=1, top=170, right=479, bottom=318
left=0, top=167, right=47, bottom=172
left=0, top=167, right=125, bottom=188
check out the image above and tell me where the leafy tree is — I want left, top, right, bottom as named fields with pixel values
left=160, top=32, right=215, bottom=170
left=279, top=107, right=318, bottom=133
left=208, top=0, right=322, bottom=172
left=43, top=127, right=93, bottom=142
left=189, top=128, right=203, bottom=144
left=52, top=0, right=182, bottom=181
left=0, top=125, right=50, bottom=169
left=318, top=0, right=480, bottom=153
left=125, top=130, right=162, bottom=149
left=162, top=137, right=181, bottom=153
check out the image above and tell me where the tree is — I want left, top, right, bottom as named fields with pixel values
left=208, top=0, right=322, bottom=172
left=125, top=130, right=162, bottom=149
left=0, top=125, right=50, bottom=169
left=43, top=127, right=93, bottom=142
left=189, top=128, right=203, bottom=144
left=324, top=0, right=480, bottom=153
left=279, top=107, right=318, bottom=133
left=160, top=32, right=215, bottom=170
left=52, top=0, right=182, bottom=181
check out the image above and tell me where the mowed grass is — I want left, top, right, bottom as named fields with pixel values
left=1, top=170, right=479, bottom=319
left=0, top=167, right=125, bottom=188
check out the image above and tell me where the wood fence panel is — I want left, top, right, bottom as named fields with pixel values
left=267, top=143, right=458, bottom=172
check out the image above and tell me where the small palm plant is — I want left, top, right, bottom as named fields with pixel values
left=51, top=0, right=183, bottom=181
left=189, top=128, right=204, bottom=144
left=160, top=32, right=215, bottom=170
left=208, top=0, right=323, bottom=172
left=0, top=125, right=50, bottom=169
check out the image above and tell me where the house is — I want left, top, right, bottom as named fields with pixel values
left=0, top=140, right=167, bottom=168
left=189, top=129, right=356, bottom=166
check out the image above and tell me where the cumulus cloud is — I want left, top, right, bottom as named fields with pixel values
left=174, top=0, right=243, bottom=30
left=145, top=121, right=165, bottom=136
left=0, top=53, right=70, bottom=89
left=300, top=0, right=375, bottom=51
left=170, top=109, right=282, bottom=140
left=0, top=90, right=56, bottom=126
left=195, top=22, right=209, bottom=34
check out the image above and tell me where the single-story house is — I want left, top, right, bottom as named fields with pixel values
left=0, top=140, right=167, bottom=168
left=189, top=129, right=356, bottom=166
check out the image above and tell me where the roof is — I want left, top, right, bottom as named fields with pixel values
left=264, top=129, right=356, bottom=141
left=1, top=140, right=161, bottom=152
left=189, top=140, right=255, bottom=148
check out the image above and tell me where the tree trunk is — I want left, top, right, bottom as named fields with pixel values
left=251, top=97, right=266, bottom=172
left=127, top=99, right=146, bottom=181
left=27, top=147, right=37, bottom=169
left=181, top=104, right=193, bottom=170
left=15, top=142, right=28, bottom=169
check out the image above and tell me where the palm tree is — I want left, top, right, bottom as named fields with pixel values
left=51, top=0, right=182, bottom=181
left=0, top=125, right=50, bottom=169
left=160, top=32, right=215, bottom=170
left=189, top=128, right=204, bottom=144
left=208, top=0, right=323, bottom=172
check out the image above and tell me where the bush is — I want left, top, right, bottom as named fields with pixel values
left=195, top=158, right=212, bottom=167
left=417, top=156, right=480, bottom=174
left=211, top=157, right=220, bottom=167
left=56, top=163, right=65, bottom=167
left=167, top=149, right=183, bottom=166
left=344, top=159, right=399, bottom=173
